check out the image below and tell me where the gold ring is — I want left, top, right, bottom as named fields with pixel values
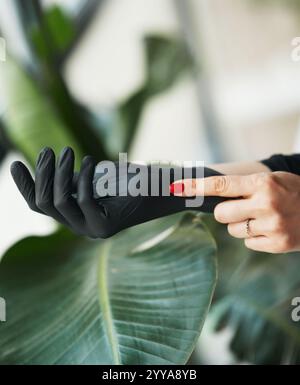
left=246, top=219, right=252, bottom=238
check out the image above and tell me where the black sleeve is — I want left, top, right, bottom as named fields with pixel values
left=261, top=154, right=300, bottom=175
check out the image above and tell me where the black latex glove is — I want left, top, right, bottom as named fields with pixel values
left=10, top=147, right=228, bottom=238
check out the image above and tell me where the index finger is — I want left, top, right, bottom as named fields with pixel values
left=172, top=175, right=257, bottom=198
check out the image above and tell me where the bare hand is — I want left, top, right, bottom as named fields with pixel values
left=171, top=172, right=300, bottom=253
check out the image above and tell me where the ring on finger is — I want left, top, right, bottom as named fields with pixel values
left=246, top=219, right=253, bottom=238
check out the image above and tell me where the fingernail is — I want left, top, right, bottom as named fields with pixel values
left=170, top=182, right=185, bottom=195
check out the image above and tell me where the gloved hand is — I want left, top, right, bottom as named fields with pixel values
left=10, top=147, right=228, bottom=238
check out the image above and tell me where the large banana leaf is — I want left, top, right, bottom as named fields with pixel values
left=0, top=212, right=217, bottom=364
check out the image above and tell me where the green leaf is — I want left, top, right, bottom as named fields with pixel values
left=105, top=35, right=192, bottom=155
left=6, top=3, right=108, bottom=161
left=0, top=119, right=11, bottom=166
left=0, top=212, right=217, bottom=365
left=201, top=216, right=250, bottom=301
left=0, top=59, right=83, bottom=168
left=31, top=5, right=75, bottom=58
left=203, top=217, right=300, bottom=364
left=211, top=249, right=300, bottom=364
left=144, top=35, right=191, bottom=96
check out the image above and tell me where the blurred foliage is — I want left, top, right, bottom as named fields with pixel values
left=31, top=5, right=75, bottom=59
left=0, top=2, right=191, bottom=165
left=0, top=0, right=213, bottom=366
left=251, top=0, right=300, bottom=13
left=201, top=215, right=250, bottom=301
left=213, top=264, right=300, bottom=364
left=2, top=1, right=108, bottom=162
left=110, top=36, right=191, bottom=155
left=145, top=35, right=192, bottom=96
left=1, top=0, right=299, bottom=366
left=0, top=59, right=84, bottom=168
left=83, top=35, right=191, bottom=158
left=0, top=120, right=10, bottom=164
left=202, top=216, right=300, bottom=364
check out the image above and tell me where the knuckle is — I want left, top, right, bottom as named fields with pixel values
left=260, top=191, right=280, bottom=212
left=263, top=173, right=278, bottom=191
left=77, top=200, right=87, bottom=209
left=252, top=172, right=267, bottom=186
left=214, top=204, right=226, bottom=223
left=267, top=195, right=280, bottom=211
left=251, top=172, right=273, bottom=189
left=191, top=179, right=197, bottom=191
left=54, top=195, right=67, bottom=210
left=271, top=215, right=285, bottom=233
left=213, top=176, right=229, bottom=194
left=36, top=196, right=52, bottom=210
left=77, top=196, right=89, bottom=207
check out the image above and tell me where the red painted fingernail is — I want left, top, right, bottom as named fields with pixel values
left=170, top=182, right=185, bottom=194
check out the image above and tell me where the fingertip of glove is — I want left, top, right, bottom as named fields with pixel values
left=39, top=147, right=53, bottom=157
left=58, top=146, right=74, bottom=166
left=10, top=161, right=23, bottom=175
left=61, top=146, right=73, bottom=156
left=36, top=147, right=55, bottom=168
left=82, top=155, right=94, bottom=167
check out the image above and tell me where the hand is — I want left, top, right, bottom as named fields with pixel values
left=171, top=172, right=300, bottom=253
left=10, top=147, right=113, bottom=238
left=11, top=147, right=227, bottom=239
